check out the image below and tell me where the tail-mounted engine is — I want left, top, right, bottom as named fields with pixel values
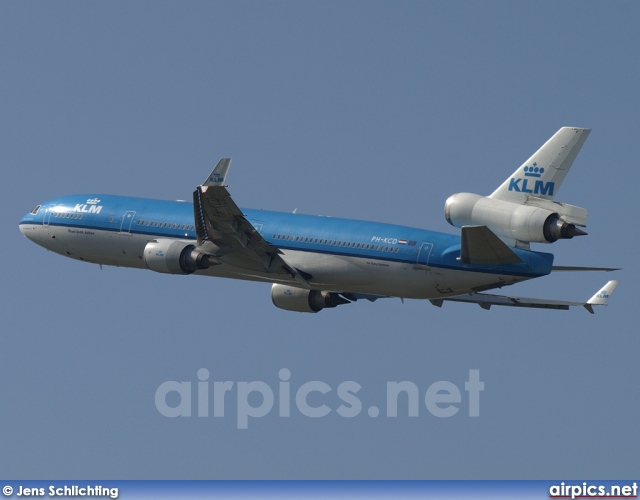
left=144, top=239, right=219, bottom=275
left=444, top=193, right=587, bottom=246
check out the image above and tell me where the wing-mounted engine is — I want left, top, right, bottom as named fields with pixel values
left=444, top=127, right=592, bottom=248
left=271, top=284, right=350, bottom=313
left=143, top=239, right=219, bottom=275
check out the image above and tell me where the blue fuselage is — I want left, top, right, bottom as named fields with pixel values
left=20, top=194, right=554, bottom=299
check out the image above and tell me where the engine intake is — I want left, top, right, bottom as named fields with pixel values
left=271, top=284, right=350, bottom=313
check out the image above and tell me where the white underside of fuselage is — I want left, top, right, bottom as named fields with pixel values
left=20, top=224, right=531, bottom=299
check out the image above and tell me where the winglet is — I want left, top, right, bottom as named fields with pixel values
left=584, top=280, right=620, bottom=313
left=203, top=158, right=231, bottom=186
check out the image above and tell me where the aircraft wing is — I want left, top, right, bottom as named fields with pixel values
left=193, top=159, right=310, bottom=284
left=430, top=280, right=619, bottom=314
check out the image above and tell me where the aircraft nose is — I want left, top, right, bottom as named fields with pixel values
left=19, top=204, right=43, bottom=240
left=19, top=215, right=35, bottom=240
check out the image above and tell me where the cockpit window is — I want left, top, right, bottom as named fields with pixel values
left=30, top=205, right=41, bottom=215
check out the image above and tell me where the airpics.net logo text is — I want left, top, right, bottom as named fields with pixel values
left=155, top=369, right=484, bottom=429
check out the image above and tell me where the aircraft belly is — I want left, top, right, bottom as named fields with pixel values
left=281, top=250, right=435, bottom=298
left=283, top=250, right=373, bottom=287
left=29, top=225, right=149, bottom=269
left=282, top=251, right=531, bottom=299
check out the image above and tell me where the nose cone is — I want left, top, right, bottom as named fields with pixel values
left=19, top=215, right=35, bottom=241
left=19, top=205, right=42, bottom=241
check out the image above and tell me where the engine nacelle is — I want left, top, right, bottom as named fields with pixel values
left=271, top=284, right=350, bottom=313
left=144, top=239, right=218, bottom=275
left=444, top=193, right=586, bottom=244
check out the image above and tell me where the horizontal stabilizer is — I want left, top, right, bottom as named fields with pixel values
left=437, top=279, right=619, bottom=314
left=460, top=225, right=522, bottom=265
left=552, top=266, right=620, bottom=272
left=523, top=198, right=588, bottom=227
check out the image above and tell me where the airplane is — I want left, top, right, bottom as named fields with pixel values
left=19, top=127, right=619, bottom=313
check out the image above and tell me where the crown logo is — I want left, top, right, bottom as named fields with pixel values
left=523, top=162, right=544, bottom=178
left=86, top=198, right=101, bottom=205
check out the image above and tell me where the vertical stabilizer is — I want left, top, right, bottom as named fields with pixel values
left=490, top=127, right=590, bottom=203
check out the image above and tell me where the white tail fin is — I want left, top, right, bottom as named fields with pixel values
left=490, top=127, right=591, bottom=203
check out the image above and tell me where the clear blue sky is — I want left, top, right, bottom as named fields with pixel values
left=2, top=1, right=638, bottom=479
